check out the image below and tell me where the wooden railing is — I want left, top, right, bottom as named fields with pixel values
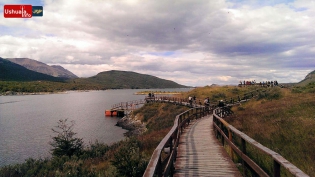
left=143, top=104, right=212, bottom=177
left=143, top=89, right=310, bottom=177
left=111, top=99, right=146, bottom=110
left=213, top=107, right=309, bottom=177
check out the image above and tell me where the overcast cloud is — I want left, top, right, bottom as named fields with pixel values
left=0, top=0, right=314, bottom=86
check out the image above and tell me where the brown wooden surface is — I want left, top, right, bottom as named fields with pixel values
left=174, top=115, right=242, bottom=177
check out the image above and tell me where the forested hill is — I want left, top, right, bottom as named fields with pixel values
left=0, top=58, right=64, bottom=82
left=74, top=70, right=187, bottom=89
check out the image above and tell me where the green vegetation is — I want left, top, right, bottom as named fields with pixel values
left=292, top=82, right=315, bottom=93
left=297, top=69, right=315, bottom=86
left=222, top=87, right=315, bottom=176
left=0, top=103, right=189, bottom=177
left=0, top=81, right=103, bottom=94
left=0, top=70, right=187, bottom=94
left=74, top=70, right=187, bottom=89
left=178, top=85, right=260, bottom=104
left=1, top=78, right=313, bottom=176
left=176, top=85, right=314, bottom=176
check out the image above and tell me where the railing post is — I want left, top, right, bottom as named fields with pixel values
left=169, top=136, right=174, bottom=176
left=157, top=156, right=162, bottom=177
left=241, top=138, right=247, bottom=177
left=228, top=130, right=233, bottom=161
left=169, top=136, right=173, bottom=154
left=180, top=115, right=183, bottom=132
left=220, top=122, right=224, bottom=146
left=274, top=160, right=280, bottom=177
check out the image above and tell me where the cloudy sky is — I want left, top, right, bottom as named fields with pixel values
left=1, top=0, right=314, bottom=86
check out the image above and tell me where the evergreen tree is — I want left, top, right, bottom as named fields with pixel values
left=49, top=119, right=84, bottom=157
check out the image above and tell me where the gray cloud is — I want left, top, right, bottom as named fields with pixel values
left=0, top=0, right=314, bottom=86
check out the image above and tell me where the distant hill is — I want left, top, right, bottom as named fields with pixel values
left=6, top=58, right=78, bottom=79
left=75, top=70, right=187, bottom=89
left=297, top=70, right=315, bottom=86
left=0, top=57, right=65, bottom=82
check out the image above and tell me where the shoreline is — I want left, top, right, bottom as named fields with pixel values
left=115, top=114, right=147, bottom=137
left=134, top=92, right=182, bottom=95
left=0, top=90, right=106, bottom=96
left=0, top=91, right=68, bottom=96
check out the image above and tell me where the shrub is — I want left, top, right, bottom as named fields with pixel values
left=111, top=138, right=148, bottom=177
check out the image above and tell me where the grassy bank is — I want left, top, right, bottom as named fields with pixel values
left=178, top=85, right=260, bottom=104
left=224, top=88, right=315, bottom=176
left=0, top=103, right=189, bottom=177
left=175, top=85, right=314, bottom=176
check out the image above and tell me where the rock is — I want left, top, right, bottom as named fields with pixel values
left=116, top=115, right=147, bottom=137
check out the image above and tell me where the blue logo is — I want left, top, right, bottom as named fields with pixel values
left=32, top=6, right=43, bottom=17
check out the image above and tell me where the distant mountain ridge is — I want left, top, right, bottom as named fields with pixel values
left=1, top=57, right=187, bottom=89
left=0, top=57, right=65, bottom=82
left=74, top=70, right=187, bottom=89
left=6, top=58, right=78, bottom=79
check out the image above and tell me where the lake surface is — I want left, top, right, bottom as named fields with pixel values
left=0, top=88, right=191, bottom=167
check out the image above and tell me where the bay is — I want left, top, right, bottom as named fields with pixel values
left=0, top=88, right=190, bottom=167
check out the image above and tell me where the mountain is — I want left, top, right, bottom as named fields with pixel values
left=75, top=70, right=187, bottom=89
left=0, top=57, right=65, bottom=81
left=6, top=58, right=78, bottom=79
left=297, top=70, right=315, bottom=86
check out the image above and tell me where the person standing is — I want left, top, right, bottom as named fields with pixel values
left=188, top=96, right=192, bottom=107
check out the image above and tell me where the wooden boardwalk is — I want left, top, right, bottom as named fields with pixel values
left=174, top=115, right=242, bottom=177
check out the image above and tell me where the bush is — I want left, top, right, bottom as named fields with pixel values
left=257, top=87, right=283, bottom=100
left=111, top=138, right=148, bottom=177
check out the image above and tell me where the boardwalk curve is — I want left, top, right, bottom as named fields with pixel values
left=174, top=115, right=242, bottom=177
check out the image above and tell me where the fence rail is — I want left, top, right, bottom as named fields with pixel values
left=143, top=104, right=211, bottom=177
left=143, top=88, right=310, bottom=177
left=213, top=107, right=309, bottom=177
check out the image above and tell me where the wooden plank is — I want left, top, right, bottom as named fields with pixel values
left=174, top=115, right=242, bottom=177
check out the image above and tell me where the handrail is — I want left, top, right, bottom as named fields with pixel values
left=213, top=107, right=309, bottom=177
left=143, top=90, right=261, bottom=177
left=143, top=98, right=211, bottom=177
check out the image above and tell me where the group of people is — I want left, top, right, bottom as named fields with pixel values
left=188, top=96, right=211, bottom=107
left=188, top=95, right=196, bottom=106
left=239, top=80, right=279, bottom=87
left=148, top=92, right=155, bottom=98
left=259, top=80, right=279, bottom=87
left=240, top=80, right=257, bottom=86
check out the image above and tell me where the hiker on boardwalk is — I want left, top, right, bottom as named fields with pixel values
left=188, top=96, right=193, bottom=107
left=218, top=100, right=225, bottom=107
left=204, top=97, right=210, bottom=107
left=193, top=96, right=196, bottom=106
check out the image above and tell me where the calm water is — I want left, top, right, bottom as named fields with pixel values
left=0, top=88, right=190, bottom=167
